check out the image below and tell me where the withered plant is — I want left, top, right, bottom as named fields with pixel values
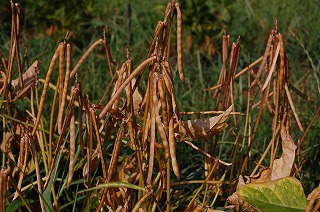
left=0, top=1, right=318, bottom=212
left=0, top=1, right=232, bottom=211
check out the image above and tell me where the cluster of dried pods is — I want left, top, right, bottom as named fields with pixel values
left=3, top=0, right=311, bottom=211
left=1, top=1, right=231, bottom=211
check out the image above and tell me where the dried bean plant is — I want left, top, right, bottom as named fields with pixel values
left=0, top=1, right=317, bottom=212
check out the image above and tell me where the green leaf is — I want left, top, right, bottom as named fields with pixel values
left=239, top=177, right=307, bottom=212
left=43, top=142, right=66, bottom=212
left=6, top=199, right=22, bottom=211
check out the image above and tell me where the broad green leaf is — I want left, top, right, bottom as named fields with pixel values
left=239, top=177, right=307, bottom=212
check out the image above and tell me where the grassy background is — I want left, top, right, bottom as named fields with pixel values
left=1, top=0, right=319, bottom=102
left=1, top=0, right=319, bottom=210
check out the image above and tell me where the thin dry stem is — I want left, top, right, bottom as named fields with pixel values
left=284, top=84, right=304, bottom=132
left=28, top=135, right=46, bottom=212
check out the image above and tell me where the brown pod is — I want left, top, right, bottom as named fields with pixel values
left=32, top=44, right=61, bottom=136
left=155, top=76, right=170, bottom=161
left=175, top=3, right=184, bottom=83
left=70, top=39, right=104, bottom=78
left=147, top=71, right=157, bottom=186
left=67, top=93, right=75, bottom=188
left=158, top=75, right=169, bottom=136
left=278, top=34, right=286, bottom=97
left=169, top=116, right=180, bottom=179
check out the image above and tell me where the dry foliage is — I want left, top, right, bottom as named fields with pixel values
left=0, top=1, right=317, bottom=212
left=227, top=126, right=297, bottom=211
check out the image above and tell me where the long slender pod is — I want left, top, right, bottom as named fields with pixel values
left=58, top=43, right=71, bottom=135
left=32, top=44, right=61, bottom=136
left=70, top=39, right=104, bottom=78
left=67, top=87, right=76, bottom=188
left=175, top=3, right=184, bottom=83
left=98, top=56, right=156, bottom=120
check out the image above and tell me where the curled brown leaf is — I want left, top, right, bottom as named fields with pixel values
left=271, top=126, right=297, bottom=181
left=11, top=60, right=41, bottom=99
left=176, top=105, right=232, bottom=140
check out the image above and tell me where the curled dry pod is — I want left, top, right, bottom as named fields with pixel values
left=70, top=39, right=104, bottom=78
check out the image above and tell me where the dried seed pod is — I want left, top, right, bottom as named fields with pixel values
left=98, top=56, right=157, bottom=120
left=32, top=44, right=61, bottom=136
left=251, top=32, right=273, bottom=87
left=58, top=43, right=70, bottom=135
left=175, top=3, right=184, bottom=83
left=169, top=116, right=180, bottom=179
left=67, top=91, right=76, bottom=188
left=278, top=34, right=286, bottom=97
left=107, top=121, right=125, bottom=182
left=158, top=75, right=169, bottom=135
left=161, top=61, right=179, bottom=116
left=146, top=72, right=157, bottom=186
left=262, top=42, right=280, bottom=92
left=70, top=39, right=104, bottom=78
left=163, top=2, right=171, bottom=23
left=78, top=84, right=84, bottom=156
left=147, top=21, right=165, bottom=58
left=0, top=168, right=8, bottom=212
left=154, top=82, right=170, bottom=160
left=58, top=42, right=65, bottom=104
left=113, top=62, right=127, bottom=110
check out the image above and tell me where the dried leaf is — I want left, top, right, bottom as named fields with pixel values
left=126, top=78, right=143, bottom=118
left=228, top=127, right=299, bottom=210
left=248, top=168, right=272, bottom=183
left=177, top=105, right=232, bottom=140
left=115, top=155, right=139, bottom=184
left=83, top=148, right=100, bottom=183
left=271, top=126, right=297, bottom=181
left=11, top=60, right=41, bottom=99
left=227, top=176, right=258, bottom=211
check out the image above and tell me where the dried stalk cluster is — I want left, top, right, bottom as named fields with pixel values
left=0, top=1, right=315, bottom=212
